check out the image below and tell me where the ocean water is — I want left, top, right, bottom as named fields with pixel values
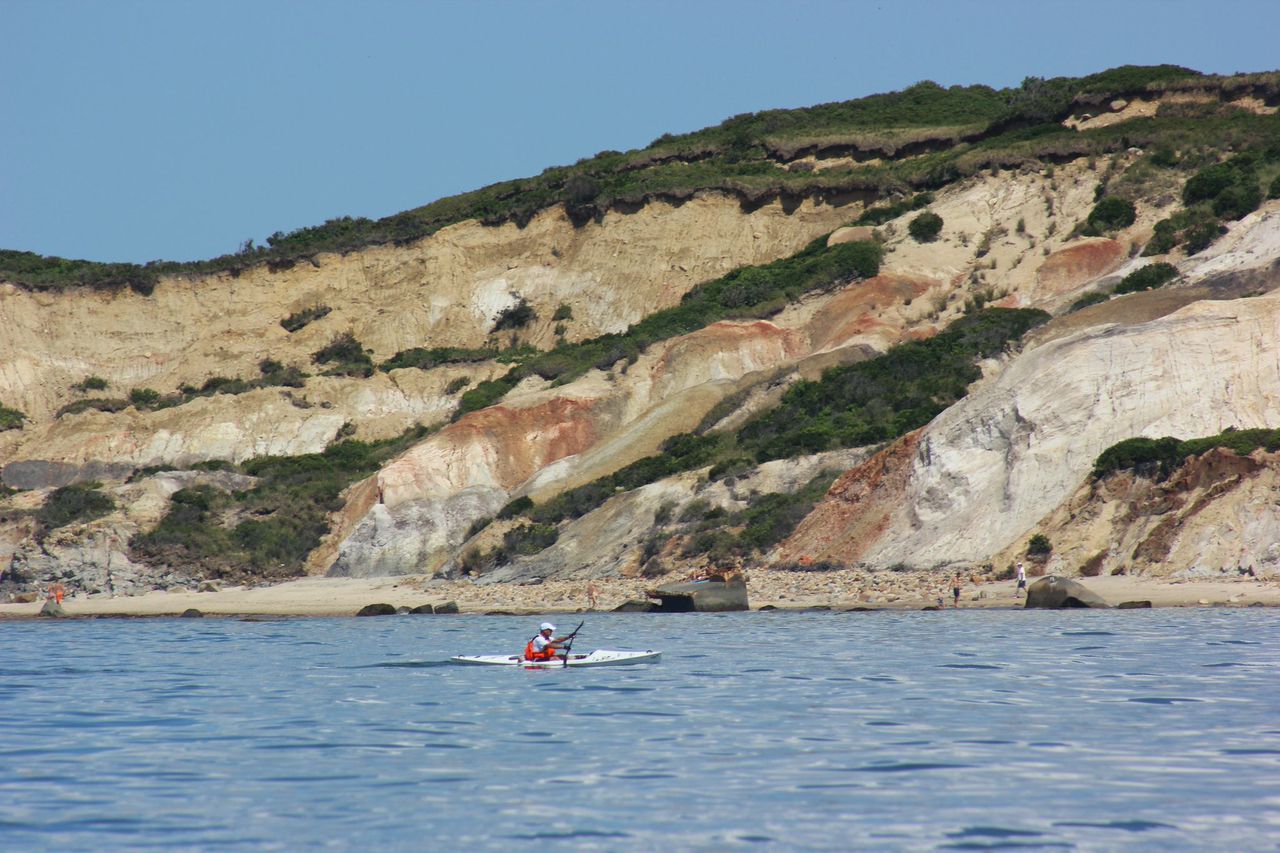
left=1, top=609, right=1277, bottom=851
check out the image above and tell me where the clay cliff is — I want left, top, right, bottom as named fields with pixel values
left=3, top=67, right=1280, bottom=595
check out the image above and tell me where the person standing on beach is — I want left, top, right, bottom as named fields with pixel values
left=951, top=574, right=962, bottom=607
left=1015, top=562, right=1027, bottom=594
left=586, top=581, right=599, bottom=610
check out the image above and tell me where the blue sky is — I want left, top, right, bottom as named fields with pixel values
left=4, top=0, right=1278, bottom=264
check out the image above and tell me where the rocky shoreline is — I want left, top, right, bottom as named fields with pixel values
left=2, top=569, right=1277, bottom=619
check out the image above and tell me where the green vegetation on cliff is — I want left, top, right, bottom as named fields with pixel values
left=450, top=236, right=883, bottom=417
left=1093, top=427, right=1280, bottom=481
left=737, top=308, right=1050, bottom=461
left=6, top=66, right=1277, bottom=293
left=0, top=403, right=25, bottom=432
left=522, top=307, right=1049, bottom=529
left=36, top=483, right=115, bottom=535
left=130, top=424, right=435, bottom=579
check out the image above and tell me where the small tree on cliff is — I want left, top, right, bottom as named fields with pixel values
left=908, top=211, right=944, bottom=243
left=1027, top=533, right=1053, bottom=558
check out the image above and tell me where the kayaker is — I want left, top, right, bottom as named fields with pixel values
left=524, top=622, right=569, bottom=662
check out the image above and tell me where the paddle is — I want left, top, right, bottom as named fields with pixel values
left=561, top=620, right=585, bottom=668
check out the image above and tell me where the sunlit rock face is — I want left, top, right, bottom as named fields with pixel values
left=784, top=208, right=1280, bottom=572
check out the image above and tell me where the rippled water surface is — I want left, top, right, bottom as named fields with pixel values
left=2, top=609, right=1278, bottom=850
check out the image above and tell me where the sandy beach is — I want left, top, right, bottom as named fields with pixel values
left=3, top=569, right=1278, bottom=619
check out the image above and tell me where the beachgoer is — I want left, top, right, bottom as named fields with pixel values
left=523, top=622, right=569, bottom=662
left=1015, top=562, right=1027, bottom=593
left=586, top=581, right=599, bottom=610
left=47, top=583, right=65, bottom=605
left=951, top=574, right=962, bottom=607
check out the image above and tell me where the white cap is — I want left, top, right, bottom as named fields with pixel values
left=540, top=622, right=556, bottom=632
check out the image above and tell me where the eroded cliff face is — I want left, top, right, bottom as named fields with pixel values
left=783, top=207, right=1280, bottom=573
left=995, top=448, right=1280, bottom=578
left=7, top=151, right=1280, bottom=591
left=0, top=195, right=852, bottom=482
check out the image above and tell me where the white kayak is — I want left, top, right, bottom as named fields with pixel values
left=450, top=649, right=661, bottom=668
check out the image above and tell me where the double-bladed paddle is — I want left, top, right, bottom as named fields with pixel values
left=561, top=620, right=585, bottom=667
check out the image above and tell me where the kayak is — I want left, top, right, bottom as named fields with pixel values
left=449, top=649, right=661, bottom=668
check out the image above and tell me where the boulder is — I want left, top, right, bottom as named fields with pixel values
left=827, top=225, right=876, bottom=246
left=409, top=604, right=435, bottom=614
left=1118, top=600, right=1153, bottom=609
left=355, top=603, right=397, bottom=617
left=433, top=601, right=459, bottom=615
left=647, top=574, right=748, bottom=612
left=197, top=581, right=221, bottom=593
left=39, top=599, right=66, bottom=617
left=612, top=599, right=656, bottom=613
left=179, top=608, right=204, bottom=618
left=1024, top=576, right=1110, bottom=609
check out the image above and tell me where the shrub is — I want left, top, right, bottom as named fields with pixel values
left=907, top=211, right=944, bottom=242
left=73, top=376, right=109, bottom=393
left=129, top=388, right=161, bottom=409
left=1092, top=436, right=1183, bottom=479
left=1212, top=182, right=1262, bottom=220
left=312, top=332, right=373, bottom=377
left=465, top=516, right=493, bottom=539
left=1269, top=174, right=1280, bottom=200
left=57, top=398, right=129, bottom=418
left=37, top=482, right=115, bottom=532
left=497, top=495, right=534, bottom=519
left=1087, top=196, right=1136, bottom=230
left=1142, top=205, right=1218, bottom=256
left=1114, top=262, right=1177, bottom=295
left=444, top=377, right=470, bottom=395
left=0, top=403, right=25, bottom=431
left=492, top=297, right=536, bottom=332
left=1026, top=533, right=1052, bottom=556
left=1183, top=164, right=1238, bottom=204
left=455, top=371, right=524, bottom=418
left=381, top=346, right=497, bottom=372
left=1069, top=291, right=1111, bottom=312
left=258, top=360, right=307, bottom=388
left=552, top=303, right=573, bottom=321
left=281, top=305, right=331, bottom=332
left=856, top=192, right=934, bottom=226
left=498, top=523, right=560, bottom=561
left=1183, top=220, right=1225, bottom=255
left=1093, top=428, right=1280, bottom=482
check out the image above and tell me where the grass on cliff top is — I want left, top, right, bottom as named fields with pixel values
left=1092, top=427, right=1280, bottom=481
left=129, top=424, right=435, bottom=580
left=7, top=66, right=1276, bottom=293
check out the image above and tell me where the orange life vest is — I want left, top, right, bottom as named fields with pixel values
left=524, top=638, right=555, bottom=661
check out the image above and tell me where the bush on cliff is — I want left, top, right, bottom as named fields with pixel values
left=1087, top=196, right=1136, bottom=231
left=908, top=211, right=944, bottom=242
left=737, top=308, right=1050, bottom=462
left=36, top=482, right=115, bottom=534
left=856, top=192, right=934, bottom=225
left=281, top=305, right=331, bottom=332
left=130, top=424, right=437, bottom=578
left=312, top=332, right=374, bottom=378
left=0, top=403, right=25, bottom=431
left=1092, top=427, right=1280, bottom=481
left=1113, top=262, right=1178, bottom=295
